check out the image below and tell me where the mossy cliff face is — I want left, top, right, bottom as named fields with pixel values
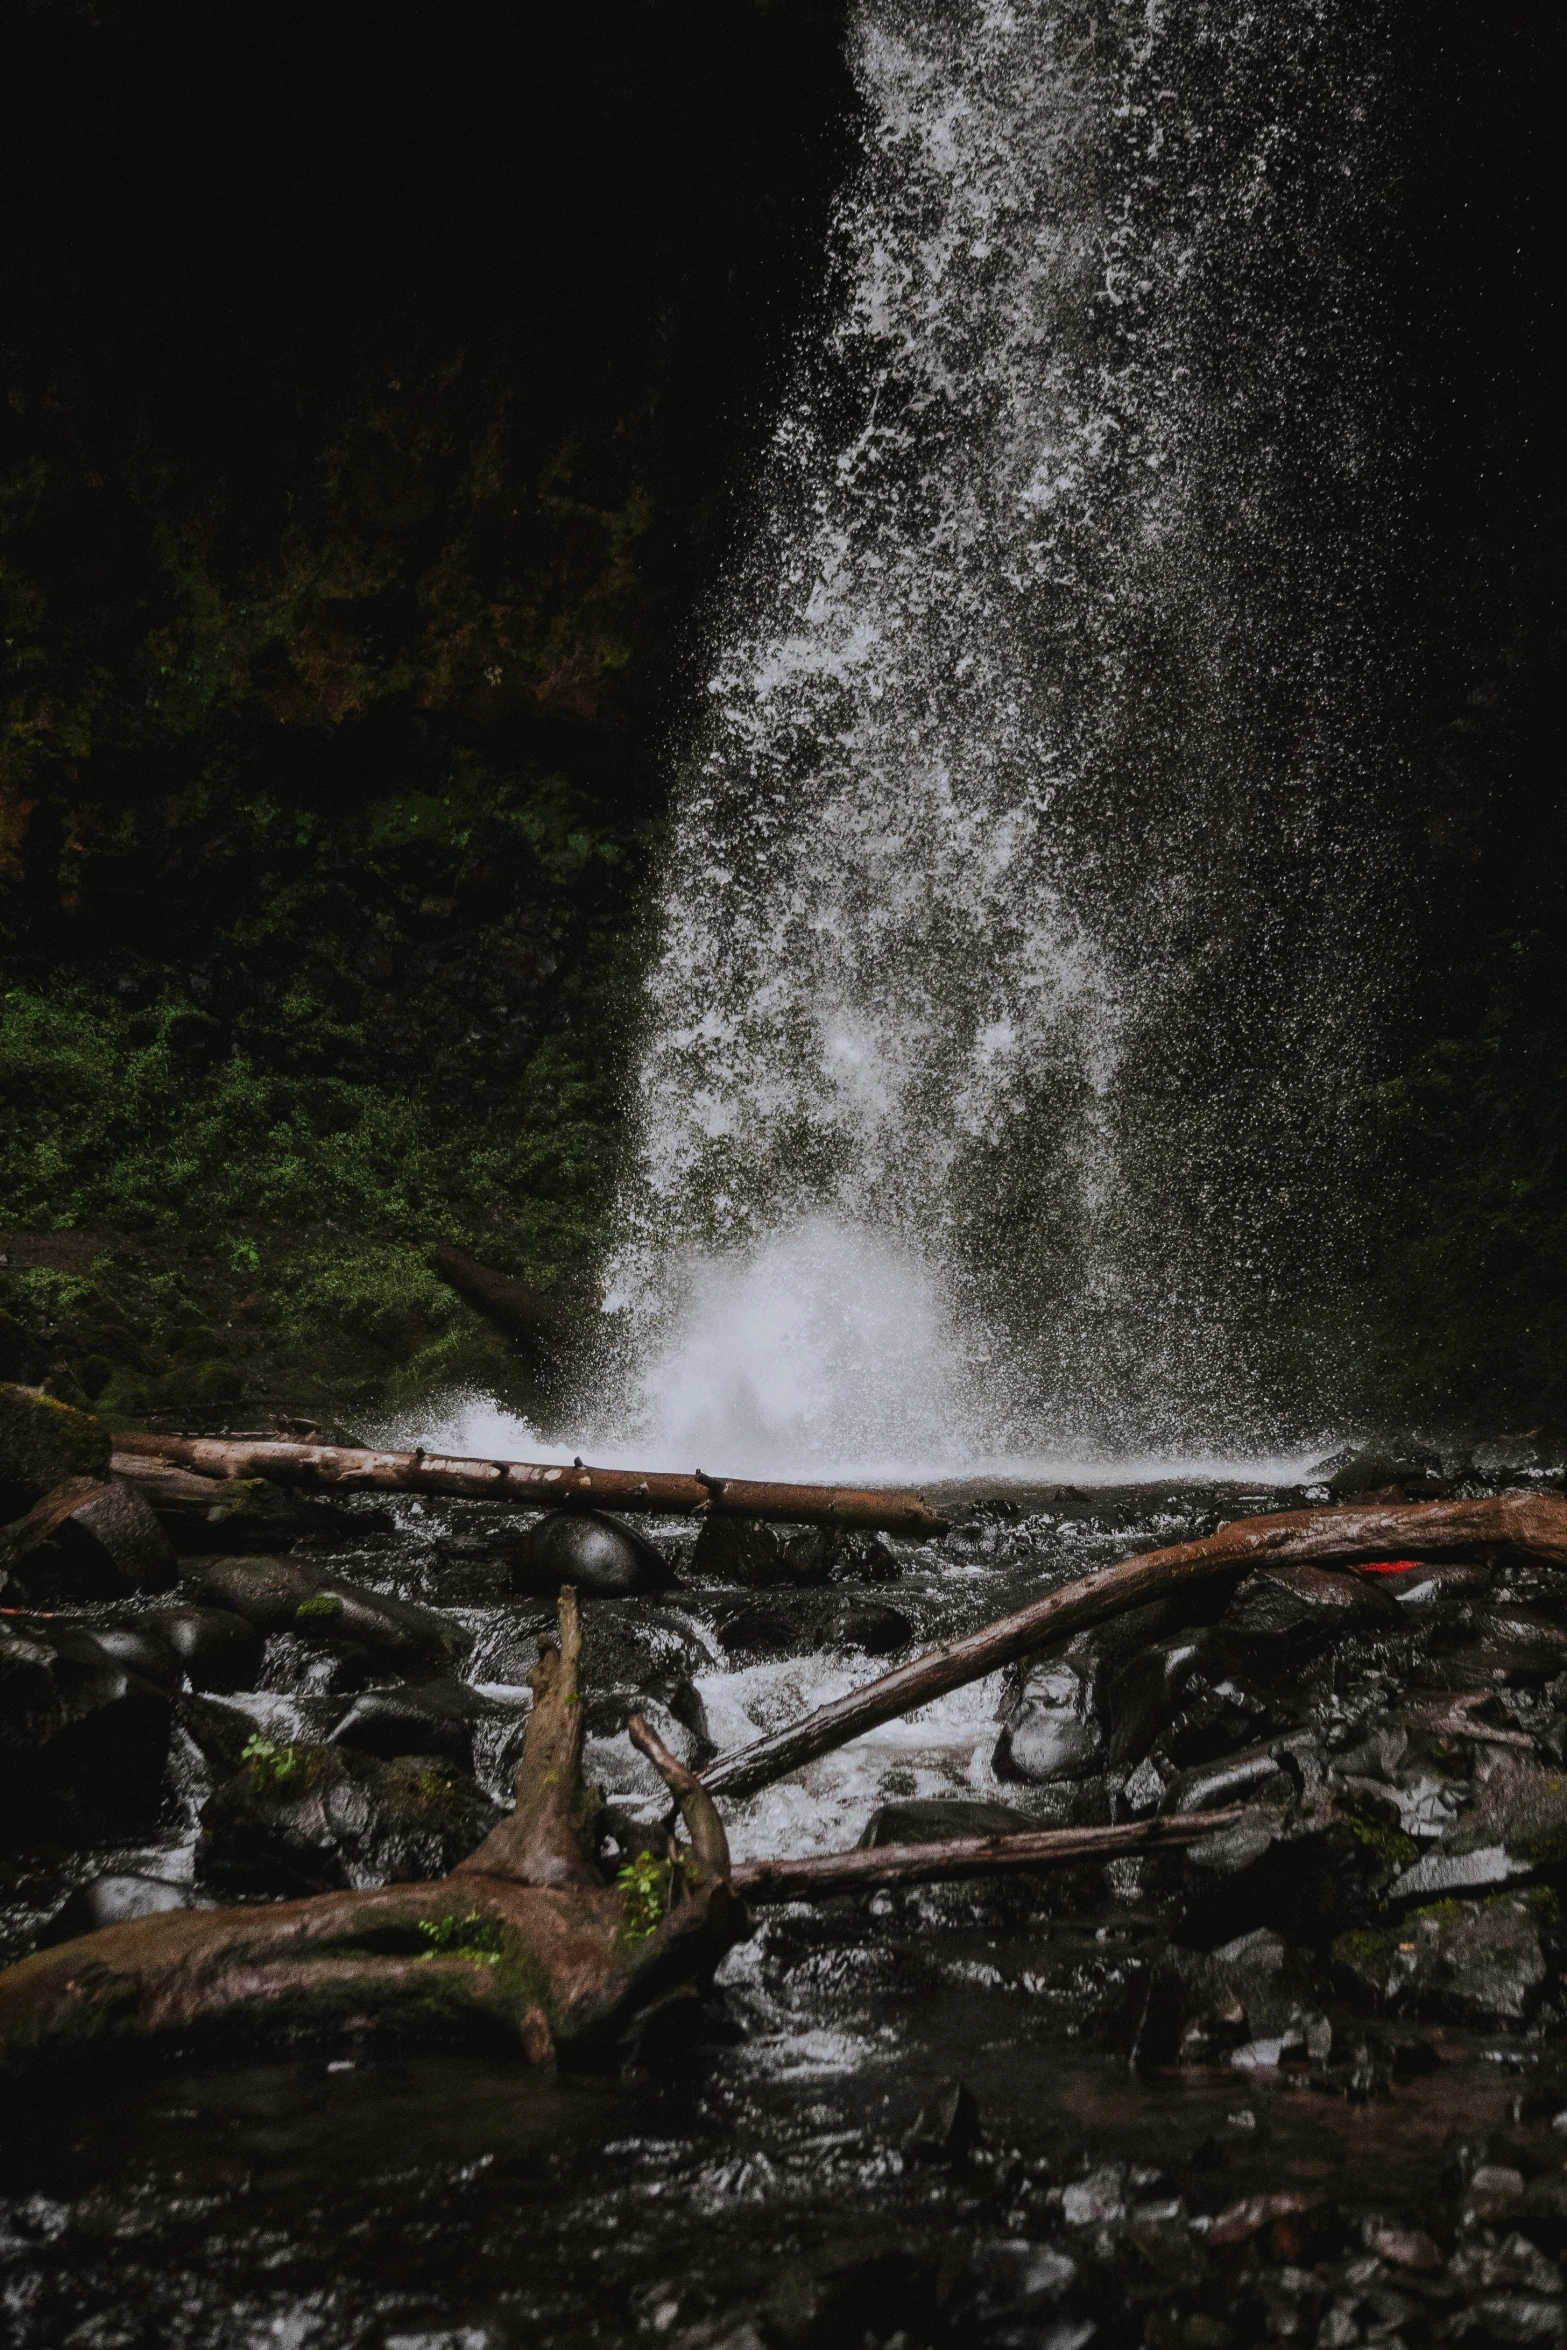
left=0, top=0, right=854, bottom=1413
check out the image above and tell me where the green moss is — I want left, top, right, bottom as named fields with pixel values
left=293, top=1593, right=344, bottom=1626
left=1330, top=1926, right=1396, bottom=1978
left=1345, top=1814, right=1419, bottom=1872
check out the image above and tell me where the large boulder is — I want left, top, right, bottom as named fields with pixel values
left=1333, top=1893, right=1550, bottom=2022
left=328, top=1679, right=514, bottom=1771
left=197, top=1741, right=501, bottom=1897
left=510, top=1508, right=674, bottom=1599
left=0, top=1619, right=172, bottom=1843
left=0, top=1385, right=111, bottom=1515
left=992, top=1658, right=1107, bottom=1786
left=182, top=1555, right=463, bottom=1674
left=1, top=1474, right=176, bottom=1602
left=858, top=1797, right=1040, bottom=1848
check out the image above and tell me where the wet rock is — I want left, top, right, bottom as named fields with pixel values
left=87, top=1623, right=185, bottom=1692
left=1222, top=1562, right=1401, bottom=1652
left=473, top=1598, right=714, bottom=1697
left=1332, top=1894, right=1549, bottom=2020
left=942, top=2239, right=1083, bottom=2337
left=1, top=1474, right=176, bottom=1602
left=1157, top=1742, right=1302, bottom=1815
left=715, top=1591, right=911, bottom=1659
left=1391, top=1845, right=1530, bottom=1900
left=138, top=1604, right=264, bottom=1693
left=0, top=1618, right=172, bottom=1843
left=182, top=1555, right=461, bottom=1672
left=328, top=1679, right=510, bottom=1770
left=993, top=1658, right=1107, bottom=1785
left=1324, top=1446, right=1443, bottom=1499
left=901, top=2075, right=980, bottom=2163
left=1357, top=1559, right=1495, bottom=1614
left=1135, top=1928, right=1332, bottom=2069
left=1426, top=1610, right=1567, bottom=1689
left=0, top=1383, right=111, bottom=1515
left=690, top=1515, right=817, bottom=1587
left=511, top=1507, right=674, bottom=1599
left=1104, top=1627, right=1288, bottom=1772
left=43, top=1870, right=194, bottom=1942
left=858, top=1795, right=1040, bottom=1848
left=1176, top=1794, right=1418, bottom=1952
left=198, top=1742, right=500, bottom=1896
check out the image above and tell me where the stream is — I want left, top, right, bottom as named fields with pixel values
left=7, top=1468, right=1567, bottom=2348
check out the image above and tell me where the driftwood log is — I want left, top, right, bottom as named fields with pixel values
left=0, top=1589, right=748, bottom=2078
left=110, top=1432, right=947, bottom=1539
left=728, top=1811, right=1242, bottom=1903
left=701, top=1491, right=1567, bottom=1800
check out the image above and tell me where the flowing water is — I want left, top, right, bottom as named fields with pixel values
left=591, top=0, right=1403, bottom=1474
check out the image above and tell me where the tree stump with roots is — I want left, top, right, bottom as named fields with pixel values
left=0, top=1588, right=747, bottom=2076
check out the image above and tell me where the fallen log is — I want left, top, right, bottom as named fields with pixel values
left=0, top=1587, right=747, bottom=2079
left=728, top=1810, right=1243, bottom=1903
left=701, top=1490, right=1567, bottom=1801
left=109, top=1432, right=948, bottom=1539
left=427, top=1244, right=587, bottom=1369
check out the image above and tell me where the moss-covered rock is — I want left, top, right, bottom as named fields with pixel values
left=0, top=1383, right=112, bottom=1513
left=197, top=1743, right=502, bottom=1900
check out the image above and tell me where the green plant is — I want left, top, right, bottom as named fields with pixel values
left=227, top=1238, right=261, bottom=1274
left=242, top=1733, right=299, bottom=1791
left=616, top=1849, right=672, bottom=1942
left=416, top=1910, right=506, bottom=1966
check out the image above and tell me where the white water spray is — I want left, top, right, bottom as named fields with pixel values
left=442, top=0, right=1392, bottom=1476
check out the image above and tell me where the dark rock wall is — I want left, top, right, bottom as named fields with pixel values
left=0, top=0, right=855, bottom=1411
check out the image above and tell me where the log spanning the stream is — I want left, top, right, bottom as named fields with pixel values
left=728, top=1810, right=1243, bottom=1904
left=109, top=1431, right=949, bottom=1539
left=701, top=1490, right=1567, bottom=1801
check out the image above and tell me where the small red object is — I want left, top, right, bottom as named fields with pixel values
left=1354, top=1559, right=1423, bottom=1575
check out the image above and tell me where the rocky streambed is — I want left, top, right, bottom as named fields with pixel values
left=8, top=1420, right=1567, bottom=2346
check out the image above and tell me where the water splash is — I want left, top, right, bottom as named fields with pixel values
left=588, top=0, right=1396, bottom=1468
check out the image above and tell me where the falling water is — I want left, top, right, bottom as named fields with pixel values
left=609, top=0, right=1400, bottom=1474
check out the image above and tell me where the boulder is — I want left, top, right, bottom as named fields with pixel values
left=0, top=1384, right=111, bottom=1514
left=1333, top=1894, right=1550, bottom=2021
left=1221, top=1562, right=1400, bottom=1652
left=42, top=1871, right=194, bottom=1942
left=1442, top=1765, right=1567, bottom=1867
left=510, top=1508, right=673, bottom=1599
left=688, top=1517, right=902, bottom=1588
left=139, top=1604, right=264, bottom=1694
left=197, top=1742, right=501, bottom=1897
left=329, top=1679, right=511, bottom=1771
left=714, top=1592, right=912, bottom=1661
left=858, top=1797, right=1040, bottom=1849
left=1134, top=1927, right=1332, bottom=2069
left=993, top=1658, right=1106, bottom=1785
left=0, top=1619, right=172, bottom=1844
left=182, top=1556, right=462, bottom=1672
left=0, top=1474, right=175, bottom=1602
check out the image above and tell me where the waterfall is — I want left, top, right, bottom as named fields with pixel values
left=602, top=0, right=1398, bottom=1476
